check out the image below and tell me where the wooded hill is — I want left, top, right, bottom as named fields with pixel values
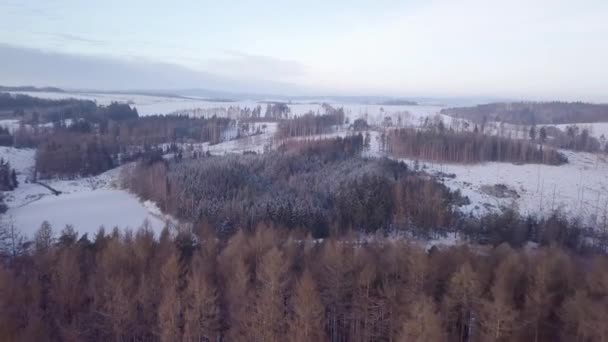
left=442, top=102, right=608, bottom=125
left=123, top=136, right=461, bottom=238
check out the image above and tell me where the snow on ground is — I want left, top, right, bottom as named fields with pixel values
left=399, top=150, right=608, bottom=226
left=0, top=147, right=171, bottom=239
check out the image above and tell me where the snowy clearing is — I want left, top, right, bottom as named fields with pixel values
left=0, top=147, right=171, bottom=239
left=8, top=189, right=167, bottom=238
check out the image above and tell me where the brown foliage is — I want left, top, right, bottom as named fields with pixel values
left=0, top=223, right=606, bottom=342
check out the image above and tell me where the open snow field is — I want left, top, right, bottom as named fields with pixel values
left=0, top=147, right=169, bottom=239
left=399, top=150, right=608, bottom=226
left=8, top=189, right=166, bottom=238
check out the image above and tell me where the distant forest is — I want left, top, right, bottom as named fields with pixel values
left=0, top=92, right=95, bottom=120
left=0, top=85, right=65, bottom=93
left=442, top=102, right=608, bottom=125
left=0, top=93, right=234, bottom=179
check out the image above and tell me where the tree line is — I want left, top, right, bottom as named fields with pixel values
left=386, top=127, right=568, bottom=165
left=276, top=104, right=346, bottom=138
left=0, top=222, right=607, bottom=341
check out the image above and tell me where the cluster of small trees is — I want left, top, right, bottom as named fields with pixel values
left=387, top=128, right=568, bottom=165
left=263, top=102, right=291, bottom=119
left=442, top=101, right=608, bottom=125
left=0, top=158, right=18, bottom=213
left=123, top=136, right=460, bottom=237
left=0, top=126, right=13, bottom=146
left=0, top=159, right=18, bottom=191
left=1, top=222, right=607, bottom=341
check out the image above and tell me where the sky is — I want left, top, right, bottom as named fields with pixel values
left=1, top=0, right=607, bottom=101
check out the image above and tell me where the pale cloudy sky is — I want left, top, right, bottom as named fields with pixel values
left=1, top=0, right=607, bottom=100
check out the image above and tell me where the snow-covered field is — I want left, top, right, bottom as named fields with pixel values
left=0, top=147, right=170, bottom=239
left=399, top=150, right=608, bottom=226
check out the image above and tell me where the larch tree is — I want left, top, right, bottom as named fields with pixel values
left=219, top=232, right=254, bottom=342
left=350, top=249, right=380, bottom=342
left=443, top=261, right=481, bottom=342
left=288, top=268, right=327, bottom=342
left=252, top=246, right=291, bottom=342
left=158, top=252, right=183, bottom=342
left=397, top=296, right=446, bottom=342
left=183, top=249, right=220, bottom=342
left=316, top=239, right=354, bottom=342
left=478, top=252, right=523, bottom=341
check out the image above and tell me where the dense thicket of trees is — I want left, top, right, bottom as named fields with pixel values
left=123, top=136, right=461, bottom=237
left=35, top=133, right=115, bottom=178
left=277, top=111, right=345, bottom=138
left=1, top=223, right=607, bottom=342
left=442, top=101, right=608, bottom=125
left=387, top=128, right=568, bottom=165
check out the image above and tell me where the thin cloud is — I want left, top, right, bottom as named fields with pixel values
left=0, top=44, right=304, bottom=95
left=53, top=33, right=106, bottom=45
